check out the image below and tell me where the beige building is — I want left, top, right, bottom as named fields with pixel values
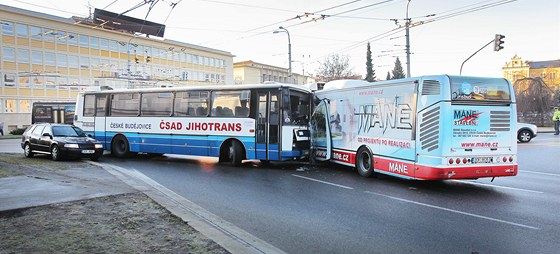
left=502, top=54, right=560, bottom=90
left=233, top=60, right=313, bottom=85
left=0, top=4, right=234, bottom=133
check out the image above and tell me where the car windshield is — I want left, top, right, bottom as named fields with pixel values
left=52, top=126, right=81, bottom=137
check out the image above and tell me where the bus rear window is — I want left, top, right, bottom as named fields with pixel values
left=450, top=77, right=511, bottom=101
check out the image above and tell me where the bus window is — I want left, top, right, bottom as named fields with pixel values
left=174, top=91, right=209, bottom=117
left=141, top=92, right=172, bottom=116
left=95, top=96, right=106, bottom=116
left=284, top=90, right=310, bottom=125
left=84, top=95, right=95, bottom=117
left=211, top=90, right=250, bottom=117
left=450, top=76, right=511, bottom=101
left=111, top=93, right=140, bottom=116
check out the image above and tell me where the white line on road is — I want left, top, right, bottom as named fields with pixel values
left=291, top=174, right=354, bottom=190
left=520, top=170, right=560, bottom=177
left=365, top=191, right=540, bottom=230
left=451, top=180, right=544, bottom=194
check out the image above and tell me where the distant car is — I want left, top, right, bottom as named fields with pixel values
left=517, top=122, right=538, bottom=143
left=21, top=123, right=103, bottom=161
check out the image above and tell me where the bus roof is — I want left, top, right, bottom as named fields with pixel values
left=79, top=83, right=311, bottom=95
left=318, top=75, right=508, bottom=92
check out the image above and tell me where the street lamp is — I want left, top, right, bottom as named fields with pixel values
left=273, top=26, right=292, bottom=81
left=405, top=0, right=411, bottom=78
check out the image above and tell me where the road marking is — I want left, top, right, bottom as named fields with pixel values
left=291, top=174, right=354, bottom=190
left=451, top=180, right=544, bottom=194
left=520, top=170, right=560, bottom=177
left=365, top=191, right=540, bottom=230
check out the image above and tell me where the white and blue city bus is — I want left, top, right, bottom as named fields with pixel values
left=73, top=83, right=311, bottom=166
left=310, top=75, right=518, bottom=180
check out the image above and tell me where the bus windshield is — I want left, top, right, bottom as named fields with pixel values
left=450, top=76, right=511, bottom=101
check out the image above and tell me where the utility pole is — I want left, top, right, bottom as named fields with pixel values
left=273, top=27, right=292, bottom=82
left=405, top=0, right=411, bottom=78
left=460, top=34, right=505, bottom=75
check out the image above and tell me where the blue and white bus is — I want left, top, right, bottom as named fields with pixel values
left=73, top=83, right=311, bottom=165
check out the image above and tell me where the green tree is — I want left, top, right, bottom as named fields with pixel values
left=391, top=57, right=405, bottom=79
left=386, top=71, right=391, bottom=80
left=365, top=42, right=376, bottom=82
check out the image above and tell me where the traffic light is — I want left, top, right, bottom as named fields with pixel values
left=494, top=34, right=505, bottom=51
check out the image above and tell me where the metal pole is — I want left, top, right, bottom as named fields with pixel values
left=459, top=39, right=494, bottom=75
left=274, top=27, right=292, bottom=82
left=127, top=34, right=137, bottom=88
left=405, top=0, right=411, bottom=78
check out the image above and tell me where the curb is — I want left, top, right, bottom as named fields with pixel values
left=89, top=161, right=286, bottom=254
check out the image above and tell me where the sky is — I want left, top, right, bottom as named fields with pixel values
left=3, top=0, right=560, bottom=79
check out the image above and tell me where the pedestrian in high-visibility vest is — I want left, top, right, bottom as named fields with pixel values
left=553, top=107, right=560, bottom=135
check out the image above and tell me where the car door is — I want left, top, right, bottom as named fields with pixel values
left=29, top=124, right=45, bottom=151
left=38, top=125, right=53, bottom=152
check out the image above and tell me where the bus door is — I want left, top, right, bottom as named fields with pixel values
left=310, top=99, right=332, bottom=161
left=94, top=95, right=108, bottom=146
left=256, top=91, right=280, bottom=161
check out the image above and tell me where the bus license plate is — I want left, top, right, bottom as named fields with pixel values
left=473, top=157, right=493, bottom=163
left=82, top=150, right=95, bottom=154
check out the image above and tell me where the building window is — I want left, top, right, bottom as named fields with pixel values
left=2, top=21, right=14, bottom=36
left=110, top=40, right=118, bottom=52
left=4, top=99, right=17, bottom=113
left=90, top=36, right=99, bottom=49
left=80, top=56, right=90, bottom=69
left=17, top=49, right=29, bottom=63
left=45, top=52, right=56, bottom=66
left=68, top=55, right=79, bottom=68
left=43, top=28, right=55, bottom=41
left=79, top=34, right=89, bottom=47
left=3, top=73, right=16, bottom=87
left=32, top=76, right=44, bottom=88
left=56, top=32, right=67, bottom=44
left=68, top=33, right=77, bottom=45
left=30, top=26, right=42, bottom=40
left=46, top=76, right=56, bottom=89
left=57, top=53, right=67, bottom=67
left=19, top=100, right=31, bottom=113
left=31, top=50, right=43, bottom=65
left=2, top=47, right=15, bottom=62
left=15, top=23, right=28, bottom=38
left=100, top=38, right=109, bottom=50
left=18, top=76, right=30, bottom=87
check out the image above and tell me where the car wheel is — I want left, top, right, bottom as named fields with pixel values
left=356, top=147, right=375, bottom=177
left=51, top=145, right=62, bottom=161
left=24, top=143, right=34, bottom=158
left=518, top=130, right=532, bottom=143
left=111, top=135, right=130, bottom=158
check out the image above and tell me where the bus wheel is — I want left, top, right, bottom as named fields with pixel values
left=111, top=135, right=130, bottom=158
left=356, top=147, right=375, bottom=177
left=228, top=141, right=243, bottom=167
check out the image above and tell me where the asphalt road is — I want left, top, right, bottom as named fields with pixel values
left=3, top=135, right=559, bottom=253
left=97, top=134, right=560, bottom=254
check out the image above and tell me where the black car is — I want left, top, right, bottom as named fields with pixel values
left=21, top=123, right=103, bottom=161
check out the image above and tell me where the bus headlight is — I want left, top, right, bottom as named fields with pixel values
left=64, top=144, right=79, bottom=148
left=95, top=144, right=103, bottom=149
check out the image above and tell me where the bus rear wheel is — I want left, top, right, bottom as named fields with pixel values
left=356, top=147, right=375, bottom=177
left=228, top=141, right=243, bottom=167
left=111, top=135, right=130, bottom=158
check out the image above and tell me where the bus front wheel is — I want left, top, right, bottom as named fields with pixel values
left=356, top=147, right=375, bottom=177
left=111, top=135, right=130, bottom=158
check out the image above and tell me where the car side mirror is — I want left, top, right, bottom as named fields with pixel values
left=42, top=133, right=52, bottom=139
left=87, top=134, right=93, bottom=138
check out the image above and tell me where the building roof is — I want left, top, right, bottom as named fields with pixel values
left=528, top=60, right=560, bottom=69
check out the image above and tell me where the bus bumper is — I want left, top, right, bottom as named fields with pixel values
left=414, top=164, right=518, bottom=180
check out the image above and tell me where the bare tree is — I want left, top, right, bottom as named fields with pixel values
left=316, top=54, right=355, bottom=82
left=514, top=77, right=554, bottom=126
